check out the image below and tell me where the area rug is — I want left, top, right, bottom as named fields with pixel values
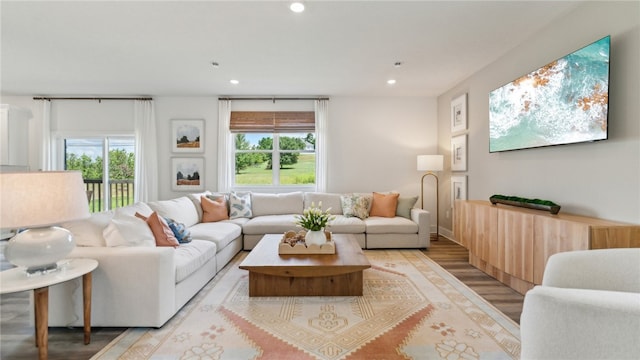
left=92, top=250, right=520, bottom=359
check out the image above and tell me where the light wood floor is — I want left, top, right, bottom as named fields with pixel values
left=0, top=237, right=523, bottom=359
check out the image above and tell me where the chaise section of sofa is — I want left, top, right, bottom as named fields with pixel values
left=48, top=195, right=242, bottom=328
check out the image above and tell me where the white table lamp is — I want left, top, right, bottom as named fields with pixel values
left=417, top=155, right=444, bottom=241
left=0, top=171, right=90, bottom=274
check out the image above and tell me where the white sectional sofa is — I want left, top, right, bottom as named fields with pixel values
left=47, top=191, right=430, bottom=328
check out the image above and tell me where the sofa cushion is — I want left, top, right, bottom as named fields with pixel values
left=364, top=216, right=419, bottom=234
left=341, top=193, right=372, bottom=219
left=251, top=192, right=304, bottom=216
left=370, top=192, right=400, bottom=218
left=186, top=190, right=212, bottom=221
left=148, top=197, right=200, bottom=228
left=135, top=212, right=179, bottom=248
left=103, top=213, right=156, bottom=247
left=304, top=192, right=343, bottom=215
left=242, top=214, right=298, bottom=235
left=174, top=240, right=217, bottom=283
left=396, top=196, right=418, bottom=219
left=229, top=192, right=252, bottom=219
left=201, top=195, right=229, bottom=222
left=62, top=211, right=114, bottom=247
left=115, top=202, right=154, bottom=217
left=188, top=222, right=242, bottom=251
left=326, top=215, right=366, bottom=233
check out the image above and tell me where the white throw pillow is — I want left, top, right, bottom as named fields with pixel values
left=62, top=211, right=114, bottom=247
left=103, top=213, right=155, bottom=247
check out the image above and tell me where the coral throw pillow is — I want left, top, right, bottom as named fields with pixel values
left=201, top=195, right=229, bottom=222
left=369, top=192, right=400, bottom=218
left=135, top=212, right=179, bottom=247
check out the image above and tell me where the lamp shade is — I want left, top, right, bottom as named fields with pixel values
left=417, top=155, right=444, bottom=172
left=0, top=171, right=90, bottom=228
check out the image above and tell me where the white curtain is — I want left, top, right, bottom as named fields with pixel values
left=134, top=100, right=158, bottom=202
left=217, top=99, right=233, bottom=192
left=315, top=99, right=329, bottom=192
left=41, top=100, right=53, bottom=171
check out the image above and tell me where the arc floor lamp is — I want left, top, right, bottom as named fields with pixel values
left=417, top=155, right=444, bottom=241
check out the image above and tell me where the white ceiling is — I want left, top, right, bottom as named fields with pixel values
left=1, top=1, right=582, bottom=98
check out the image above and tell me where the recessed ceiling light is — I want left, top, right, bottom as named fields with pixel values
left=290, top=2, right=305, bottom=13
left=230, top=79, right=239, bottom=85
left=387, top=79, right=397, bottom=85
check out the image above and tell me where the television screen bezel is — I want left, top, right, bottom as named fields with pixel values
left=488, top=35, right=611, bottom=153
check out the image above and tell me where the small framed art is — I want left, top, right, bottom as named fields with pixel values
left=172, top=157, right=204, bottom=191
left=451, top=175, right=467, bottom=204
left=451, top=93, right=467, bottom=133
left=451, top=134, right=467, bottom=171
left=172, top=119, right=204, bottom=153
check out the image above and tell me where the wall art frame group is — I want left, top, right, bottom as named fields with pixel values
left=171, top=157, right=204, bottom=191
left=172, top=119, right=204, bottom=153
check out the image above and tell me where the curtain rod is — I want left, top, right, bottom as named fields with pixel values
left=218, top=97, right=329, bottom=102
left=33, top=96, right=153, bottom=101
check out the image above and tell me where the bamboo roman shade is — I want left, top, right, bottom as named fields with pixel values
left=230, top=111, right=315, bottom=133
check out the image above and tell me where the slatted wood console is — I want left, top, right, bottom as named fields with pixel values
left=453, top=200, right=640, bottom=294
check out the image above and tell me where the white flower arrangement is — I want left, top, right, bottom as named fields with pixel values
left=294, top=201, right=335, bottom=231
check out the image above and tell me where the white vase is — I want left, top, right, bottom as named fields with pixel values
left=305, top=229, right=326, bottom=247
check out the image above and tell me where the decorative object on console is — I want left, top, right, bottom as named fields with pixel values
left=489, top=194, right=561, bottom=214
left=417, top=154, right=443, bottom=240
left=0, top=171, right=90, bottom=274
left=171, top=119, right=204, bottom=153
left=450, top=93, right=467, bottom=133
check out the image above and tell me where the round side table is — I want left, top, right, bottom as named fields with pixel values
left=0, top=258, right=98, bottom=360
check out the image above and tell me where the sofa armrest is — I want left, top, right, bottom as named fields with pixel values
left=50, top=246, right=177, bottom=327
left=542, top=248, right=640, bottom=293
left=410, top=208, right=430, bottom=248
left=521, top=286, right=640, bottom=360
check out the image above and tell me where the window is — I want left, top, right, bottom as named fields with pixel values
left=63, top=137, right=135, bottom=212
left=231, top=111, right=316, bottom=190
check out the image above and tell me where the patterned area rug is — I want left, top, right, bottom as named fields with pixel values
left=92, top=250, right=520, bottom=359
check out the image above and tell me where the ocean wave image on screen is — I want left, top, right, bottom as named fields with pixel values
left=489, top=36, right=609, bottom=152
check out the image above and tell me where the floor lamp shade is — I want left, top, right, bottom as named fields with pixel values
left=0, top=171, right=90, bottom=274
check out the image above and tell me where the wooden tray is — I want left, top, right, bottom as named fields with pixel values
left=278, top=231, right=336, bottom=254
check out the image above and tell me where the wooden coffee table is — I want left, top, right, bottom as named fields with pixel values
left=239, top=234, right=371, bottom=296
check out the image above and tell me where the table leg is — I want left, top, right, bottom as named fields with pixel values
left=34, top=287, right=48, bottom=360
left=82, top=272, right=92, bottom=345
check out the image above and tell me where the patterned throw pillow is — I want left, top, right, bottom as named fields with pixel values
left=164, top=217, right=193, bottom=244
left=229, top=192, right=252, bottom=219
left=340, top=194, right=372, bottom=219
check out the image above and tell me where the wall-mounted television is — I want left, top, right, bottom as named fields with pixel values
left=489, top=35, right=610, bottom=153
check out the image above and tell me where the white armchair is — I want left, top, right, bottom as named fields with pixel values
left=520, top=248, right=640, bottom=360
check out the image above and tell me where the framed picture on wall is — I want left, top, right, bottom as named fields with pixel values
left=451, top=93, right=467, bottom=133
left=451, top=134, right=467, bottom=171
left=451, top=175, right=467, bottom=205
left=172, top=157, right=204, bottom=191
left=172, top=119, right=204, bottom=153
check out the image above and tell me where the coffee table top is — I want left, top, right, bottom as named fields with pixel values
left=239, top=233, right=370, bottom=277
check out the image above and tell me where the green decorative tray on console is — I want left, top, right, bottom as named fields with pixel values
left=489, top=194, right=561, bottom=215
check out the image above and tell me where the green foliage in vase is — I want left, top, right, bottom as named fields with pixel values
left=294, top=202, right=336, bottom=231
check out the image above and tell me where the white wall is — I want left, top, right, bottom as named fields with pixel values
left=4, top=96, right=438, bottom=220
left=437, top=1, right=640, bottom=235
